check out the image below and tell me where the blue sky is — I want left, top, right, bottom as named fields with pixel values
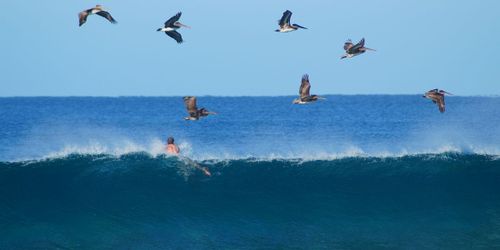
left=1, top=0, right=499, bottom=96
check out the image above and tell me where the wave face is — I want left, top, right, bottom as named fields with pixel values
left=1, top=153, right=500, bottom=249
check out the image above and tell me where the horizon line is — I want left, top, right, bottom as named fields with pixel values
left=0, top=94, right=499, bottom=98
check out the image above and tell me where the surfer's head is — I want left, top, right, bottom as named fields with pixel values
left=167, top=137, right=174, bottom=144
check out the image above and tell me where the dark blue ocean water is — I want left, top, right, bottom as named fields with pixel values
left=1, top=96, right=500, bottom=249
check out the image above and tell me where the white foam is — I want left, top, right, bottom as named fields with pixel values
left=7, top=137, right=500, bottom=163
left=44, top=139, right=160, bottom=160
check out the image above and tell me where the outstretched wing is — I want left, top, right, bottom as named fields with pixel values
left=78, top=11, right=89, bottom=26
left=426, top=89, right=439, bottom=94
left=165, top=12, right=182, bottom=27
left=96, top=11, right=117, bottom=24
left=279, top=10, right=292, bottom=26
left=165, top=30, right=183, bottom=43
left=299, top=74, right=311, bottom=98
left=184, top=96, right=198, bottom=114
left=439, top=90, right=452, bottom=95
left=292, top=24, right=307, bottom=29
left=351, top=38, right=365, bottom=52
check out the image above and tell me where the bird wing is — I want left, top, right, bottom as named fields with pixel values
left=165, top=30, right=183, bottom=43
left=279, top=10, right=292, bottom=26
left=165, top=12, right=182, bottom=27
left=78, top=11, right=89, bottom=26
left=437, top=95, right=445, bottom=113
left=360, top=47, right=376, bottom=52
left=351, top=38, right=365, bottom=51
left=439, top=90, right=452, bottom=95
left=184, top=96, right=198, bottom=114
left=96, top=11, right=117, bottom=23
left=426, top=89, right=439, bottom=94
left=292, top=24, right=307, bottom=29
left=425, top=91, right=445, bottom=112
left=299, top=74, right=311, bottom=98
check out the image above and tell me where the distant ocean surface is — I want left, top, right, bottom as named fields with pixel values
left=1, top=96, right=500, bottom=249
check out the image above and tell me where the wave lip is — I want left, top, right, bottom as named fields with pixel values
left=0, top=149, right=497, bottom=167
left=13, top=142, right=500, bottom=164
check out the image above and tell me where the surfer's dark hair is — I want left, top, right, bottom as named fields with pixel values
left=167, top=137, right=174, bottom=144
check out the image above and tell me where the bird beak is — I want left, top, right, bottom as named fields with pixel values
left=178, top=22, right=191, bottom=29
left=340, top=55, right=347, bottom=59
left=318, top=97, right=326, bottom=100
left=363, top=47, right=376, bottom=51
left=208, top=112, right=217, bottom=115
left=444, top=91, right=453, bottom=95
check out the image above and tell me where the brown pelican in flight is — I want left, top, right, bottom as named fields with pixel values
left=78, top=5, right=117, bottom=27
left=183, top=96, right=216, bottom=120
left=341, top=38, right=375, bottom=59
left=157, top=12, right=191, bottom=44
left=276, top=10, right=307, bottom=33
left=293, top=74, right=324, bottom=104
left=423, top=89, right=452, bottom=113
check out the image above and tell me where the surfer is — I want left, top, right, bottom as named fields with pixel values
left=165, top=136, right=211, bottom=176
left=166, top=136, right=180, bottom=155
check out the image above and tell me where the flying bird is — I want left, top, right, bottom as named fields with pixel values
left=341, top=38, right=375, bottom=59
left=293, top=74, right=324, bottom=104
left=275, top=10, right=307, bottom=33
left=157, top=12, right=191, bottom=43
left=423, top=89, right=452, bottom=113
left=78, top=5, right=117, bottom=27
left=183, top=96, right=216, bottom=120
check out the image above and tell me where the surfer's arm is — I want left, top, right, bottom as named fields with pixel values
left=195, top=165, right=211, bottom=176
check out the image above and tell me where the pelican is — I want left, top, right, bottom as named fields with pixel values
left=78, top=5, right=117, bottom=27
left=423, top=89, right=452, bottom=113
left=341, top=38, right=375, bottom=59
left=275, top=10, right=307, bottom=33
left=157, top=12, right=191, bottom=44
left=183, top=96, right=216, bottom=120
left=293, top=74, right=324, bottom=104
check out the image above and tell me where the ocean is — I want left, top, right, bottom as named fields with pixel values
left=1, top=96, right=499, bottom=249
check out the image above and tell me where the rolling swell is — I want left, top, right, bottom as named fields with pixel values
left=1, top=153, right=499, bottom=190
left=1, top=153, right=500, bottom=249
